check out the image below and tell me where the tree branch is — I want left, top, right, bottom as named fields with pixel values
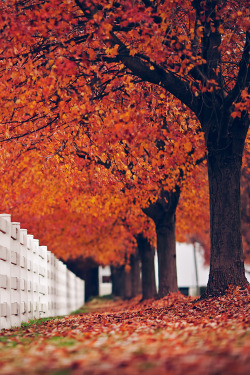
left=75, top=148, right=112, bottom=170
left=110, top=33, right=199, bottom=112
left=74, top=0, right=102, bottom=20
left=226, top=31, right=250, bottom=107
left=192, top=0, right=223, bottom=83
left=0, top=115, right=59, bottom=143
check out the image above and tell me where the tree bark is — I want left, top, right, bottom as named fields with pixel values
left=111, top=265, right=132, bottom=299
left=241, top=166, right=250, bottom=262
left=111, top=265, right=124, bottom=297
left=65, top=257, right=99, bottom=302
left=205, top=148, right=249, bottom=296
left=156, top=210, right=178, bottom=298
left=143, top=189, right=180, bottom=298
left=136, top=234, right=157, bottom=300
left=130, top=249, right=141, bottom=298
left=84, top=266, right=99, bottom=301
left=123, top=267, right=132, bottom=299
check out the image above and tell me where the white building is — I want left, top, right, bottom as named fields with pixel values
left=174, top=242, right=209, bottom=296
left=99, top=265, right=112, bottom=296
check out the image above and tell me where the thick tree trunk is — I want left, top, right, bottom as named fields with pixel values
left=241, top=166, right=250, bottom=260
left=205, top=150, right=248, bottom=296
left=130, top=249, right=141, bottom=298
left=111, top=265, right=132, bottom=299
left=136, top=234, right=157, bottom=300
left=65, top=257, right=98, bottom=302
left=156, top=212, right=178, bottom=298
left=143, top=189, right=180, bottom=298
left=111, top=265, right=124, bottom=297
left=84, top=266, right=99, bottom=301
left=123, top=267, right=132, bottom=299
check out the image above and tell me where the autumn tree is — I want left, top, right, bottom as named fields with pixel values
left=0, top=0, right=249, bottom=297
left=72, top=0, right=250, bottom=295
left=73, top=88, right=206, bottom=297
left=0, top=22, right=205, bottom=298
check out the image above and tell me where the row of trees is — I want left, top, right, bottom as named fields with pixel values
left=0, top=0, right=249, bottom=298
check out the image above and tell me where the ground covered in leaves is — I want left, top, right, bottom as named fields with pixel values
left=0, top=287, right=249, bottom=375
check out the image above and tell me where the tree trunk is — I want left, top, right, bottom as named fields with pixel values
left=143, top=189, right=180, bottom=298
left=205, top=149, right=248, bottom=296
left=130, top=249, right=141, bottom=298
left=65, top=257, right=99, bottom=302
left=111, top=265, right=124, bottom=297
left=111, top=265, right=132, bottom=299
left=241, top=166, right=250, bottom=262
left=123, top=267, right=132, bottom=299
left=84, top=266, right=99, bottom=301
left=156, top=211, right=178, bottom=298
left=136, top=234, right=157, bottom=300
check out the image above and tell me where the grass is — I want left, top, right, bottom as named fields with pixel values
left=17, top=295, right=117, bottom=330
left=21, top=316, right=64, bottom=328
left=87, top=294, right=114, bottom=302
left=70, top=306, right=92, bottom=315
left=70, top=294, right=118, bottom=315
left=0, top=297, right=115, bottom=353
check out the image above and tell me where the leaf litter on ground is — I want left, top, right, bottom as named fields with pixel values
left=0, top=285, right=249, bottom=375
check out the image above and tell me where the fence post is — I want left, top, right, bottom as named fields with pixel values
left=73, top=272, right=77, bottom=312
left=57, top=261, right=67, bottom=316
left=66, top=269, right=71, bottom=314
left=39, top=246, right=48, bottom=318
left=83, top=279, right=85, bottom=306
left=10, top=222, right=21, bottom=328
left=47, top=250, right=53, bottom=317
left=0, top=214, right=11, bottom=330
left=75, top=278, right=84, bottom=310
left=67, top=269, right=78, bottom=314
left=26, top=235, right=34, bottom=320
left=51, top=252, right=57, bottom=317
left=20, top=229, right=28, bottom=324
left=32, top=239, right=40, bottom=319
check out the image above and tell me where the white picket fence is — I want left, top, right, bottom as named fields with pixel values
left=0, top=214, right=85, bottom=330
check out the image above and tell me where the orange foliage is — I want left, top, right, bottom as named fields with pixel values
left=0, top=0, right=249, bottom=271
left=0, top=147, right=157, bottom=264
